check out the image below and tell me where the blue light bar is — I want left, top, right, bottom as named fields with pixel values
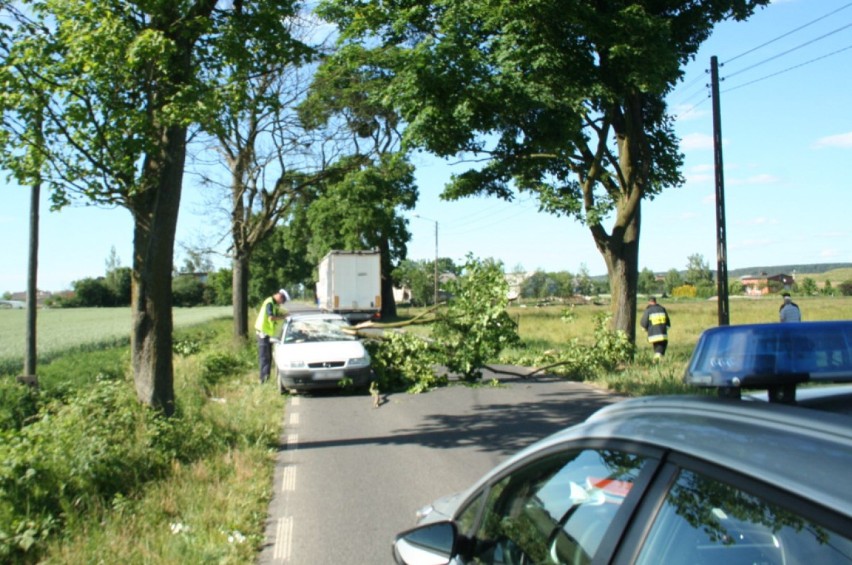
left=684, top=321, right=852, bottom=390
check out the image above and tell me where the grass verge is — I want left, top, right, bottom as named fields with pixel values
left=1, top=318, right=284, bottom=564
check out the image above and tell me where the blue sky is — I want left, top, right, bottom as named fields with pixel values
left=2, top=0, right=851, bottom=293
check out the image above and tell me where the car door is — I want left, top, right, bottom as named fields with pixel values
left=613, top=455, right=852, bottom=565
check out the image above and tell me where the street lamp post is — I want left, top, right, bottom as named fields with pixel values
left=414, top=214, right=439, bottom=306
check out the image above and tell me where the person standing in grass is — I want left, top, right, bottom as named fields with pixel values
left=255, top=289, right=289, bottom=383
left=779, top=292, right=802, bottom=323
left=640, top=296, right=671, bottom=360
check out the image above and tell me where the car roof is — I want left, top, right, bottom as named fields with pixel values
left=483, top=395, right=852, bottom=517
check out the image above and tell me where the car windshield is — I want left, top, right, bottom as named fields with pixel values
left=284, top=318, right=356, bottom=343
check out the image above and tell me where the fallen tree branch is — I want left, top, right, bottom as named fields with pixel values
left=483, top=361, right=574, bottom=379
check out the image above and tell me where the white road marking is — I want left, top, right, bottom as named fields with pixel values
left=289, top=412, right=299, bottom=425
left=281, top=465, right=296, bottom=491
left=273, top=516, right=293, bottom=561
left=291, top=396, right=300, bottom=407
left=287, top=433, right=299, bottom=449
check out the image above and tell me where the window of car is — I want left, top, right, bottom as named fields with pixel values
left=284, top=318, right=356, bottom=343
left=462, top=448, right=651, bottom=564
left=635, top=468, right=852, bottom=565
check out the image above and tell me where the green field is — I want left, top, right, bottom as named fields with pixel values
left=507, top=294, right=852, bottom=358
left=0, top=306, right=233, bottom=375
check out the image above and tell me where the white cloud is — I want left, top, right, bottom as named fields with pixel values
left=816, top=230, right=849, bottom=239
left=680, top=133, right=714, bottom=151
left=690, top=164, right=715, bottom=173
left=730, top=238, right=775, bottom=250
left=742, top=216, right=779, bottom=226
left=820, top=248, right=839, bottom=258
left=728, top=174, right=781, bottom=186
left=673, top=104, right=709, bottom=122
left=685, top=171, right=714, bottom=185
left=814, top=132, right=852, bottom=149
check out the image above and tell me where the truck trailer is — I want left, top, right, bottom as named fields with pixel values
left=316, top=250, right=381, bottom=322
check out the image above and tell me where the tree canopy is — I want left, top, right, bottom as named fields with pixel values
left=316, top=0, right=770, bottom=342
left=0, top=0, right=308, bottom=413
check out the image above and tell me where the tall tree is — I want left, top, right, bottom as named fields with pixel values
left=299, top=45, right=416, bottom=318
left=317, top=0, right=769, bottom=343
left=0, top=1, right=300, bottom=414
left=302, top=153, right=417, bottom=318
left=196, top=15, right=358, bottom=339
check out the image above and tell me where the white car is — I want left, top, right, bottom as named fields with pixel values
left=273, top=312, right=373, bottom=394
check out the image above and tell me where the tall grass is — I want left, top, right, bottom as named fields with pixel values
left=502, top=295, right=852, bottom=395
left=0, top=306, right=233, bottom=376
left=1, top=318, right=284, bottom=563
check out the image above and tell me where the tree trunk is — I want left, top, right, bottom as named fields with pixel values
left=130, top=124, right=187, bottom=417
left=232, top=252, right=250, bottom=340
left=593, top=199, right=641, bottom=346
left=379, top=238, right=397, bottom=319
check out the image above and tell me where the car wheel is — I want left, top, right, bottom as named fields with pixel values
left=275, top=365, right=287, bottom=395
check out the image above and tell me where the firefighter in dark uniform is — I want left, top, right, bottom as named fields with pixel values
left=640, top=296, right=671, bottom=360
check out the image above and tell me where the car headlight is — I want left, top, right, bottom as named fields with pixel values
left=348, top=356, right=370, bottom=368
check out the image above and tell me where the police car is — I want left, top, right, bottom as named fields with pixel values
left=392, top=321, right=852, bottom=565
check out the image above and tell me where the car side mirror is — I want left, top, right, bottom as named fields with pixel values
left=393, top=521, right=457, bottom=565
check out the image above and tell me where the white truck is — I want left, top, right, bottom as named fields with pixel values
left=315, top=250, right=382, bottom=322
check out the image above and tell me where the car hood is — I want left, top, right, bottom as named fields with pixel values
left=274, top=340, right=368, bottom=362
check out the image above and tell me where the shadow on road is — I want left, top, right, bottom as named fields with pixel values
left=289, top=378, right=618, bottom=457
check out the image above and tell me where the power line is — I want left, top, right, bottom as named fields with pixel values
left=723, top=1, right=852, bottom=65
left=723, top=22, right=852, bottom=80
left=722, top=42, right=852, bottom=93
left=674, top=94, right=711, bottom=120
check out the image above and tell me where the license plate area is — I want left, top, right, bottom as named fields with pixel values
left=315, top=369, right=344, bottom=380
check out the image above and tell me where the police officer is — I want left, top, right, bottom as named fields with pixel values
left=640, top=296, right=671, bottom=360
left=255, top=289, right=289, bottom=383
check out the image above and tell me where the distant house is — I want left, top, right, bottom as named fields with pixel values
left=8, top=290, right=55, bottom=305
left=505, top=272, right=531, bottom=301
left=740, top=273, right=795, bottom=296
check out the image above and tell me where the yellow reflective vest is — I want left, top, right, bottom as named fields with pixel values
left=254, top=296, right=286, bottom=338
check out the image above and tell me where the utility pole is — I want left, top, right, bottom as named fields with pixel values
left=23, top=112, right=43, bottom=382
left=414, top=214, right=439, bottom=306
left=711, top=56, right=730, bottom=326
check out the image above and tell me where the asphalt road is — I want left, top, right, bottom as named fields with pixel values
left=256, top=371, right=621, bottom=564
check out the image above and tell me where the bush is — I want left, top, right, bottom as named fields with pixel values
left=671, top=284, right=697, bottom=298
left=432, top=256, right=521, bottom=381
left=366, top=332, right=444, bottom=394
left=172, top=275, right=206, bottom=307
left=0, top=379, right=40, bottom=431
left=199, top=351, right=249, bottom=388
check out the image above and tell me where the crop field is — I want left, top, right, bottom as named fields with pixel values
left=0, top=306, right=233, bottom=375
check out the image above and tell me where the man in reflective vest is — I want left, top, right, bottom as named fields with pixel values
left=639, top=296, right=671, bottom=360
left=255, top=289, right=289, bottom=383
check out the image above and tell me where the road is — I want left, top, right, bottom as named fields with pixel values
left=257, top=371, right=621, bottom=564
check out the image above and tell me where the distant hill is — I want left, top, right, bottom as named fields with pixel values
left=727, top=263, right=852, bottom=278
left=591, top=263, right=852, bottom=282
